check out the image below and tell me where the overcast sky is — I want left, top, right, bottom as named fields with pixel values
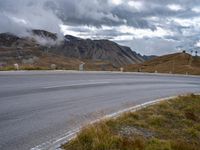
left=0, top=0, right=200, bottom=55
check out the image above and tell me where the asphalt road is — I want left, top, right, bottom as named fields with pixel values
left=0, top=71, right=199, bottom=150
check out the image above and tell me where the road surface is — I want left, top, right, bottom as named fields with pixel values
left=0, top=71, right=199, bottom=150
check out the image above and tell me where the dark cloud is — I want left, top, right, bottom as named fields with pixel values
left=0, top=0, right=200, bottom=55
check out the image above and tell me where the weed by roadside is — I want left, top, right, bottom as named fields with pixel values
left=62, top=94, right=200, bottom=150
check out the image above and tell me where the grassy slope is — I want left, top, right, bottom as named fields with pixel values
left=0, top=53, right=117, bottom=71
left=1, top=52, right=200, bottom=74
left=125, top=53, right=200, bottom=75
left=62, top=94, right=200, bottom=150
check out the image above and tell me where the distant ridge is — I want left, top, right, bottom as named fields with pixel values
left=125, top=52, right=200, bottom=75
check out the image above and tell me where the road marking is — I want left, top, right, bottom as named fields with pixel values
left=31, top=93, right=200, bottom=150
left=30, top=129, right=80, bottom=150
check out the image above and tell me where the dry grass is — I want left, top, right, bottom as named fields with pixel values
left=62, top=94, right=200, bottom=150
left=0, top=54, right=117, bottom=71
left=84, top=60, right=117, bottom=71
left=125, top=53, right=200, bottom=75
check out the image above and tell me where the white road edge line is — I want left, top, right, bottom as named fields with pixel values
left=31, top=92, right=200, bottom=150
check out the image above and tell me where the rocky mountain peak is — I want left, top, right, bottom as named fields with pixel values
left=31, top=29, right=57, bottom=40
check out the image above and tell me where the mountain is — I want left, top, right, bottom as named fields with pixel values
left=51, top=35, right=144, bottom=67
left=0, top=30, right=145, bottom=70
left=31, top=29, right=58, bottom=40
left=125, top=52, right=200, bottom=75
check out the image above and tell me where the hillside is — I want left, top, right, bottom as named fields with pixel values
left=0, top=30, right=146, bottom=70
left=125, top=52, right=200, bottom=75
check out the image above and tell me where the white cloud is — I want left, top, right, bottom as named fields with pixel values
left=10, top=16, right=27, bottom=25
left=128, top=1, right=144, bottom=10
left=173, top=17, right=200, bottom=26
left=167, top=4, right=184, bottom=11
left=192, top=7, right=200, bottom=13
left=117, top=25, right=173, bottom=38
left=148, top=17, right=160, bottom=21
left=60, top=24, right=114, bottom=39
left=60, top=24, right=173, bottom=40
left=60, top=24, right=80, bottom=37
left=113, top=35, right=133, bottom=41
left=110, top=0, right=122, bottom=5
left=195, top=40, right=200, bottom=47
left=117, top=37, right=180, bottom=55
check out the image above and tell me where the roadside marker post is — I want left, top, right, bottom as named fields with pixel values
left=14, top=63, right=19, bottom=70
left=79, top=63, right=85, bottom=71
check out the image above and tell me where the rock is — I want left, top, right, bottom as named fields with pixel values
left=119, top=126, right=155, bottom=138
left=50, top=64, right=57, bottom=70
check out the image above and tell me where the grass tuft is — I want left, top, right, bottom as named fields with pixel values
left=62, top=94, right=200, bottom=150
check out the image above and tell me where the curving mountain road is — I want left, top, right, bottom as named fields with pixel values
left=0, top=71, right=199, bottom=150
